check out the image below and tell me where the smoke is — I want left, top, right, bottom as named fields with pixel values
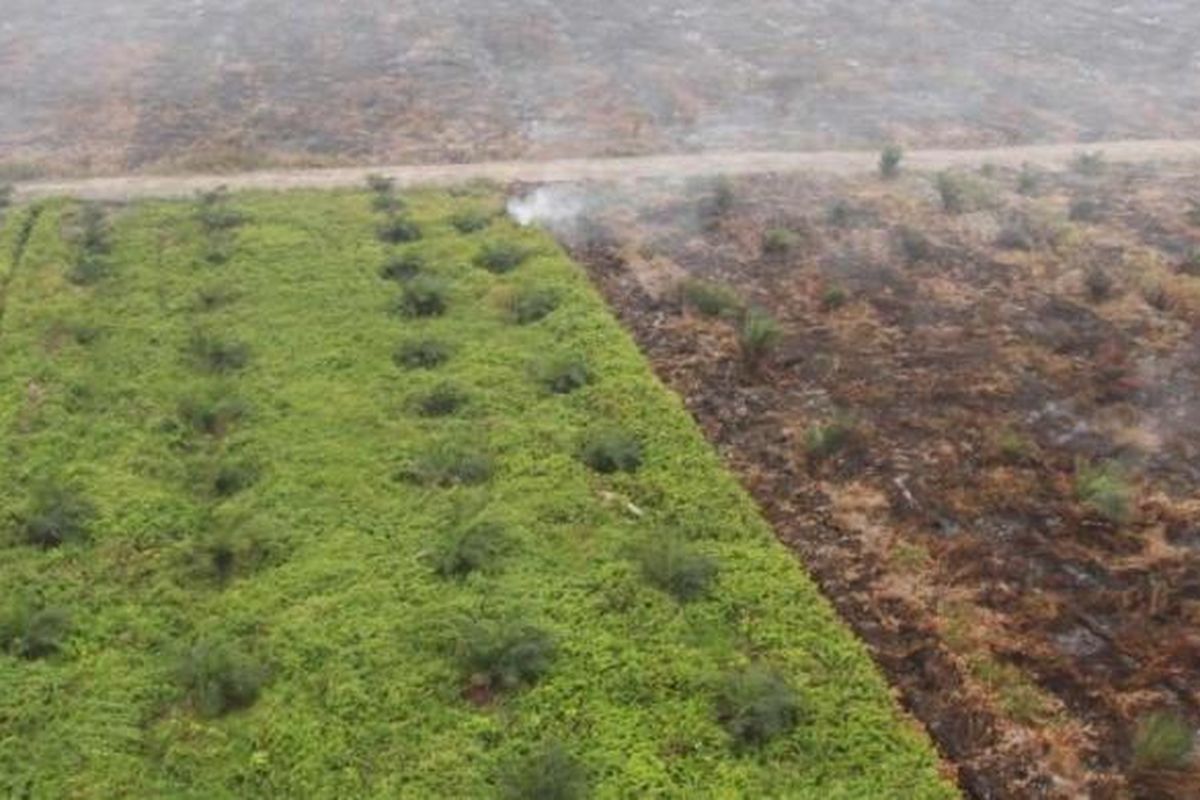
left=507, top=186, right=591, bottom=230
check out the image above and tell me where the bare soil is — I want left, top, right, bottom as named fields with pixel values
left=569, top=162, right=1200, bottom=798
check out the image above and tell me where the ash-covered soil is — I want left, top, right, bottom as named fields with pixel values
left=564, top=161, right=1200, bottom=798
left=3, top=1, right=1200, bottom=176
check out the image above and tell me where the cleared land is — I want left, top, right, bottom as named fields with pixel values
left=571, top=160, right=1200, bottom=797
left=0, top=189, right=953, bottom=797
left=4, top=1, right=1200, bottom=177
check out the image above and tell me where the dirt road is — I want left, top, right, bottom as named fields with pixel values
left=14, top=139, right=1200, bottom=202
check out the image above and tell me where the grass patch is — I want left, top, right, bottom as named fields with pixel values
left=580, top=429, right=643, bottom=474
left=393, top=275, right=449, bottom=317
left=635, top=537, right=718, bottom=602
left=499, top=743, right=588, bottom=800
left=1132, top=710, right=1194, bottom=772
left=0, top=190, right=952, bottom=797
left=0, top=602, right=70, bottom=659
left=1075, top=460, right=1134, bottom=524
left=475, top=241, right=531, bottom=273
left=17, top=481, right=95, bottom=549
left=680, top=278, right=743, bottom=318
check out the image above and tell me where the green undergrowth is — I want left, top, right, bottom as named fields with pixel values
left=0, top=190, right=954, bottom=798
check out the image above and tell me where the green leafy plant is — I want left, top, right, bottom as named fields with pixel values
left=414, top=383, right=468, bottom=417
left=177, top=640, right=265, bottom=717
left=379, top=252, right=425, bottom=282
left=738, top=308, right=781, bottom=369
left=499, top=743, right=588, bottom=800
left=393, top=276, right=449, bottom=318
left=510, top=287, right=560, bottom=324
left=455, top=619, right=555, bottom=694
left=432, top=520, right=505, bottom=579
left=1132, top=710, right=1195, bottom=772
left=0, top=603, right=70, bottom=659
left=879, top=144, right=903, bottom=179
left=716, top=664, right=802, bottom=749
left=1074, top=461, right=1134, bottom=524
left=636, top=537, right=718, bottom=602
left=680, top=279, right=743, bottom=318
left=76, top=203, right=111, bottom=254
left=19, top=482, right=96, bottom=549
left=580, top=429, right=642, bottom=474
left=394, top=338, right=451, bottom=369
left=476, top=241, right=531, bottom=274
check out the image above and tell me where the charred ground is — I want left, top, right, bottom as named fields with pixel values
left=567, top=160, right=1200, bottom=798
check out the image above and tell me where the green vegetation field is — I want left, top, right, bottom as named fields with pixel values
left=0, top=186, right=954, bottom=798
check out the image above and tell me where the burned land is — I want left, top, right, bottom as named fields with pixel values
left=565, top=160, right=1200, bottom=798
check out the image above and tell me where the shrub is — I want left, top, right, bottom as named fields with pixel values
left=365, top=174, right=395, bottom=195
left=716, top=664, right=801, bottom=749
left=377, top=215, right=422, bottom=244
left=450, top=208, right=492, bottom=234
left=1069, top=198, right=1104, bottom=223
left=0, top=183, right=12, bottom=211
left=1143, top=281, right=1170, bottom=311
left=879, top=144, right=903, bottom=178
left=681, top=279, right=743, bottom=318
left=1075, top=461, right=1133, bottom=524
left=379, top=252, right=425, bottom=282
left=510, top=288, right=560, bottom=324
left=580, top=429, right=643, bottom=474
left=1072, top=151, right=1106, bottom=176
left=0, top=603, right=70, bottom=659
left=536, top=356, right=590, bottom=395
left=188, top=331, right=250, bottom=373
left=500, top=743, right=588, bottom=800
left=1017, top=164, right=1042, bottom=196
left=394, top=339, right=451, bottom=369
left=433, top=521, right=505, bottom=579
left=761, top=228, right=799, bottom=257
left=393, top=276, right=449, bottom=318
left=936, top=171, right=994, bottom=214
left=1132, top=710, right=1194, bottom=772
left=193, top=520, right=277, bottom=583
left=826, top=200, right=856, bottom=228
left=177, top=640, right=265, bottom=717
left=1178, top=249, right=1200, bottom=277
left=1187, top=199, right=1200, bottom=227
left=77, top=203, right=110, bottom=254
left=202, top=237, right=235, bottom=265
left=196, top=188, right=245, bottom=232
left=193, top=285, right=238, bottom=312
left=708, top=177, right=735, bottom=220
left=476, top=241, right=531, bottom=274
left=456, top=619, right=555, bottom=693
left=212, top=462, right=258, bottom=497
left=415, top=383, right=468, bottom=417
left=820, top=285, right=848, bottom=311
left=179, top=392, right=249, bottom=437
left=636, top=538, right=717, bottom=602
left=371, top=192, right=403, bottom=215
left=738, top=308, right=781, bottom=369
left=897, top=225, right=934, bottom=264
left=20, top=482, right=95, bottom=549
left=67, top=253, right=111, bottom=286
left=399, top=445, right=493, bottom=487
left=805, top=416, right=856, bottom=461
left=1084, top=266, right=1115, bottom=302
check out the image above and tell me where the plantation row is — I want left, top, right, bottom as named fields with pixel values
left=0, top=187, right=952, bottom=797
